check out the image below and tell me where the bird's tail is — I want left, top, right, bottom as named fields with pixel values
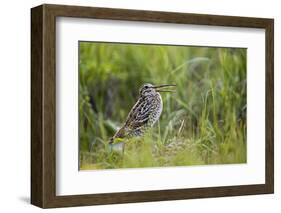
left=112, top=126, right=126, bottom=141
left=108, top=126, right=126, bottom=153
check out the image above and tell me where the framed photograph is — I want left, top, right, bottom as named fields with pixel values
left=31, top=4, right=274, bottom=208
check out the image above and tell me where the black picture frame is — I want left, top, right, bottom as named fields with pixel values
left=31, top=4, right=274, bottom=208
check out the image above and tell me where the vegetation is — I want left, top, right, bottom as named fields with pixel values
left=79, top=42, right=247, bottom=170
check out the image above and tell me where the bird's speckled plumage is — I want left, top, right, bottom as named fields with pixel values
left=110, top=83, right=175, bottom=144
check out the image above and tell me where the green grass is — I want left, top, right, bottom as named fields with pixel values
left=79, top=42, right=247, bottom=170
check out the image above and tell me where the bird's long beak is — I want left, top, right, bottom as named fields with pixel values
left=152, top=84, right=176, bottom=92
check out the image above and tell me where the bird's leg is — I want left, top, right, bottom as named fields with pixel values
left=122, top=142, right=125, bottom=154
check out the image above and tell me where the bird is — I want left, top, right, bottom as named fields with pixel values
left=109, top=83, right=176, bottom=146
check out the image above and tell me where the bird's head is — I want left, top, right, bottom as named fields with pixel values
left=139, top=83, right=176, bottom=97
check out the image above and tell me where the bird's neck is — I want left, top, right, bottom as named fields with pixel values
left=141, top=92, right=160, bottom=99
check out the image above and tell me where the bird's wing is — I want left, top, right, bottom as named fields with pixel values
left=125, top=97, right=155, bottom=129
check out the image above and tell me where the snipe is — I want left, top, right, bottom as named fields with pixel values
left=109, top=83, right=176, bottom=145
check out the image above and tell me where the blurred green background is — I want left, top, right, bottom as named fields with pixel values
left=79, top=42, right=247, bottom=170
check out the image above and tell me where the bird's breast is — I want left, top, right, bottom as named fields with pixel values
left=148, top=93, right=163, bottom=126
